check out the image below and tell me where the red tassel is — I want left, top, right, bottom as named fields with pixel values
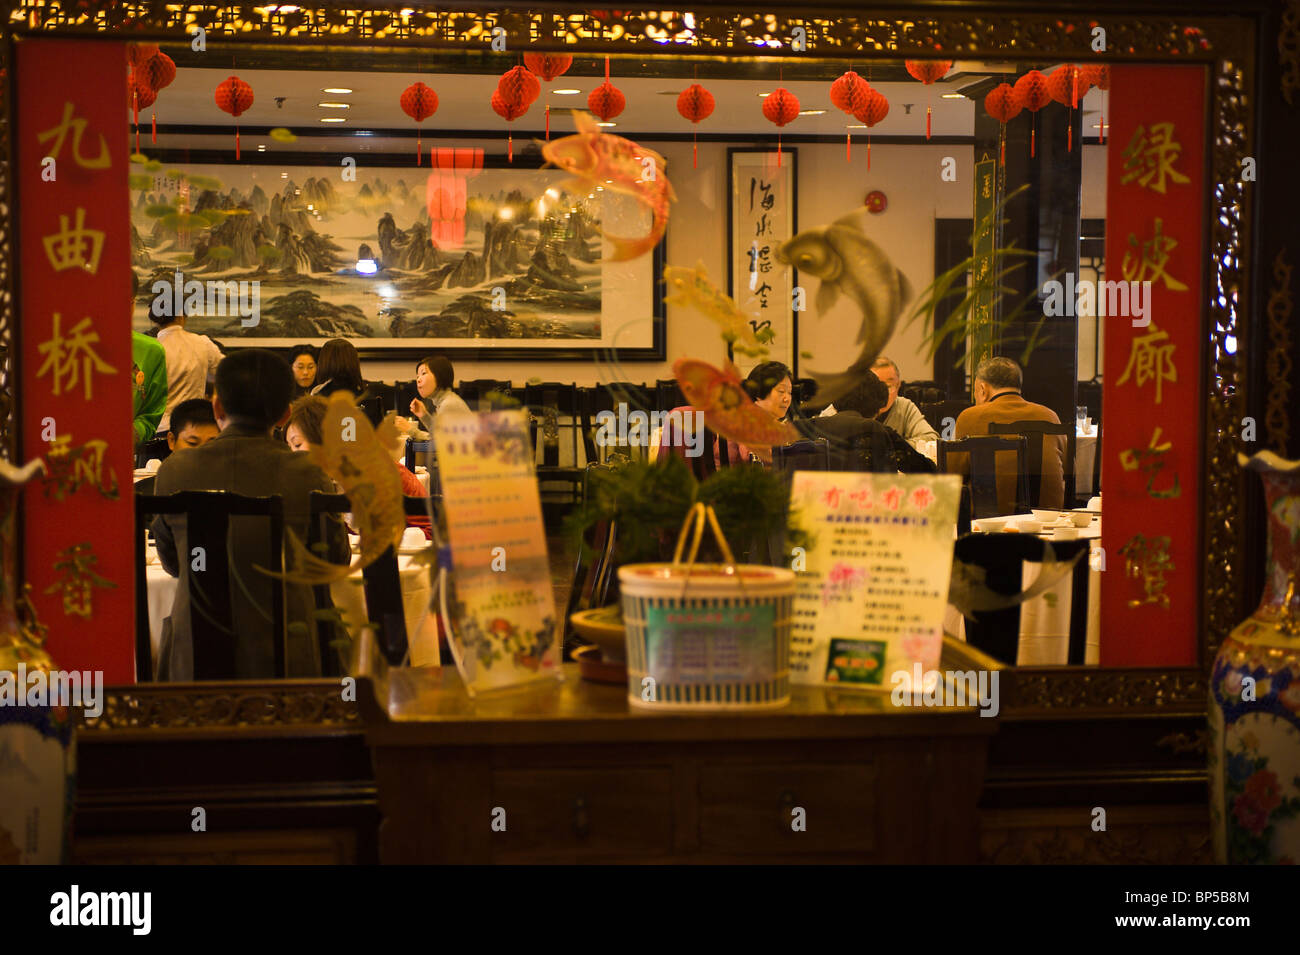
left=867, top=137, right=872, bottom=171
left=417, top=129, right=421, bottom=165
left=926, top=105, right=932, bottom=140
left=508, top=132, right=513, bottom=163
left=546, top=105, right=550, bottom=140
left=1099, top=112, right=1106, bottom=144
left=236, top=125, right=240, bottom=160
left=1030, top=119, right=1035, bottom=159
left=692, top=136, right=698, bottom=169
left=777, top=133, right=782, bottom=168
left=1071, top=70, right=1079, bottom=109
left=999, top=131, right=1005, bottom=167
left=1067, top=120, right=1073, bottom=152
left=846, top=131, right=851, bottom=162
left=151, top=111, right=156, bottom=144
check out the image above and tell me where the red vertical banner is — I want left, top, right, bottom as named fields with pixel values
left=1100, top=65, right=1206, bottom=666
left=18, top=40, right=134, bottom=683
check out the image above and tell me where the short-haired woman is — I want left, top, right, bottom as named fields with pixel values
left=311, top=339, right=365, bottom=399
left=408, top=355, right=471, bottom=435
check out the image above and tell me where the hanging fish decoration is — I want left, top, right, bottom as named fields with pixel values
left=663, top=262, right=773, bottom=359
left=776, top=207, right=913, bottom=405
left=674, top=357, right=801, bottom=449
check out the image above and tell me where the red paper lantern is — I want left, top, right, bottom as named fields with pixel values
left=1085, top=64, right=1111, bottom=91
left=588, top=81, right=625, bottom=121
left=852, top=87, right=889, bottom=171
left=128, top=74, right=155, bottom=151
left=127, top=42, right=159, bottom=70
left=830, top=70, right=868, bottom=114
left=984, top=83, right=1021, bottom=167
left=904, top=60, right=952, bottom=84
left=214, top=75, right=254, bottom=159
left=427, top=147, right=485, bottom=248
left=523, top=53, right=573, bottom=82
left=140, top=52, right=175, bottom=92
left=491, top=89, right=529, bottom=162
left=1046, top=65, right=1091, bottom=152
left=762, top=88, right=799, bottom=168
left=498, top=65, right=540, bottom=107
left=400, top=81, right=439, bottom=165
left=1013, top=70, right=1050, bottom=112
left=677, top=83, right=715, bottom=168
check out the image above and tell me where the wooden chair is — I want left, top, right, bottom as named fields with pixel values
left=358, top=394, right=385, bottom=428
left=460, top=379, right=514, bottom=411
left=989, top=420, right=1076, bottom=508
left=654, top=378, right=685, bottom=414
left=135, top=492, right=285, bottom=682
left=919, top=399, right=972, bottom=437
left=951, top=535, right=1093, bottom=666
left=772, top=438, right=831, bottom=473
left=365, top=381, right=399, bottom=416
left=135, top=435, right=170, bottom=469
left=901, top=380, right=946, bottom=404
left=938, top=435, right=1030, bottom=519
left=523, top=382, right=593, bottom=505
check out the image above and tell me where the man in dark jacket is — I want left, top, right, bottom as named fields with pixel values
left=797, top=373, right=936, bottom=474
left=151, top=349, right=349, bottom=680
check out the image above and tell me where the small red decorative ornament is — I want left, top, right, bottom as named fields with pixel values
left=498, top=65, right=540, bottom=108
left=127, top=75, right=156, bottom=152
left=1013, top=70, right=1050, bottom=157
left=865, top=190, right=887, bottom=214
left=400, top=81, right=439, bottom=165
left=830, top=69, right=871, bottom=161
left=1046, top=64, right=1090, bottom=152
left=983, top=83, right=1021, bottom=167
left=761, top=87, right=799, bottom=167
left=852, top=86, right=889, bottom=171
left=140, top=51, right=175, bottom=92
left=588, top=57, right=625, bottom=122
left=676, top=82, right=714, bottom=168
left=523, top=53, right=572, bottom=82
left=904, top=59, right=952, bottom=139
left=491, top=89, right=528, bottom=162
left=214, top=75, right=254, bottom=159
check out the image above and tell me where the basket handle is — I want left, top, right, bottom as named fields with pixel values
left=671, top=502, right=737, bottom=569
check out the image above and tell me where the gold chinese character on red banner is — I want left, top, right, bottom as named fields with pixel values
left=1119, top=425, right=1182, bottom=499
left=43, top=542, right=116, bottom=619
left=1119, top=533, right=1174, bottom=609
left=36, top=312, right=117, bottom=400
left=37, top=101, right=110, bottom=169
left=1120, top=122, right=1190, bottom=194
left=1116, top=321, right=1178, bottom=404
left=42, top=207, right=105, bottom=274
left=42, top=434, right=120, bottom=501
left=1122, top=218, right=1189, bottom=292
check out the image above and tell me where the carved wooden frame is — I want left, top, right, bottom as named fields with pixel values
left=0, top=2, right=1265, bottom=721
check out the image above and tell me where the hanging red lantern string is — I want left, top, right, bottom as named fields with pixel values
left=676, top=82, right=714, bottom=168
left=214, top=75, right=254, bottom=159
left=588, top=56, right=625, bottom=122
left=1012, top=70, right=1050, bottom=158
left=852, top=85, right=889, bottom=171
left=139, top=51, right=176, bottom=144
left=1083, top=64, right=1110, bottom=144
left=761, top=87, right=799, bottom=168
left=491, top=89, right=529, bottom=162
left=830, top=69, right=870, bottom=161
left=983, top=82, right=1021, bottom=167
left=494, top=65, right=539, bottom=163
left=127, top=75, right=156, bottom=153
left=427, top=146, right=484, bottom=248
left=903, top=59, right=952, bottom=139
left=523, top=53, right=573, bottom=82
left=400, top=81, right=439, bottom=166
left=1046, top=65, right=1090, bottom=152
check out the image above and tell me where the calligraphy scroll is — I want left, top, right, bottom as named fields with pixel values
left=727, top=148, right=797, bottom=372
left=1100, top=65, right=1205, bottom=666
left=18, top=40, right=133, bottom=682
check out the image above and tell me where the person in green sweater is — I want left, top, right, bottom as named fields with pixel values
left=132, top=330, right=167, bottom=446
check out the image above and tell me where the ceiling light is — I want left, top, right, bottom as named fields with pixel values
left=257, top=145, right=267, bottom=151
left=656, top=90, right=682, bottom=95
left=597, top=121, right=616, bottom=127
left=320, top=117, right=346, bottom=123
left=553, top=89, right=581, bottom=95
left=321, top=88, right=353, bottom=94
left=847, top=124, right=867, bottom=129
left=941, top=92, right=965, bottom=99
left=756, top=92, right=771, bottom=97
left=318, top=102, right=350, bottom=109
left=799, top=109, right=826, bottom=115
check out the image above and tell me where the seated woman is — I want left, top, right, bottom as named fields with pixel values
left=405, top=355, right=471, bottom=438
left=738, top=360, right=796, bottom=465
left=311, top=339, right=365, bottom=400
left=799, top=373, right=936, bottom=474
left=289, top=344, right=318, bottom=399
left=285, top=395, right=433, bottom=539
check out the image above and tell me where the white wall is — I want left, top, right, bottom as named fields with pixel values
left=363, top=141, right=977, bottom=388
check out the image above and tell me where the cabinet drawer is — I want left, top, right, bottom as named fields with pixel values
left=490, top=767, right=673, bottom=859
left=699, top=763, right=877, bottom=855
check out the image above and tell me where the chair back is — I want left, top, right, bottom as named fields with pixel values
left=136, top=492, right=285, bottom=681
left=919, top=399, right=971, bottom=435
left=366, top=381, right=399, bottom=416
left=135, top=436, right=170, bottom=470
left=460, top=379, right=514, bottom=411
left=654, top=378, right=685, bottom=414
left=938, top=435, right=1029, bottom=518
left=952, top=535, right=1093, bottom=665
left=394, top=379, right=419, bottom=416
left=901, top=380, right=946, bottom=404
left=523, top=382, right=593, bottom=503
left=771, top=438, right=831, bottom=473
left=989, top=420, right=1076, bottom=508
left=358, top=395, right=385, bottom=428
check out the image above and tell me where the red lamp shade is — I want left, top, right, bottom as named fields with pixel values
left=400, top=82, right=439, bottom=165
left=830, top=70, right=869, bottom=115
left=1085, top=64, right=1111, bottom=91
left=588, top=81, right=625, bottom=121
left=677, top=83, right=714, bottom=167
left=214, top=75, right=254, bottom=159
left=127, top=42, right=159, bottom=70
left=498, top=66, right=540, bottom=108
left=522, top=53, right=573, bottom=82
left=904, top=60, right=952, bottom=84
left=140, top=52, right=175, bottom=92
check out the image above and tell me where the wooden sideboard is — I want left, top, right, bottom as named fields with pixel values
left=358, top=664, right=997, bottom=864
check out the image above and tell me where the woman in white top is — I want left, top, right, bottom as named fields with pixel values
left=408, top=355, right=471, bottom=435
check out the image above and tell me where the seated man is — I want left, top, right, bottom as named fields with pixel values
left=800, top=373, right=936, bottom=474
left=869, top=356, right=939, bottom=448
left=151, top=349, right=349, bottom=681
left=165, top=398, right=219, bottom=453
left=951, top=356, right=1066, bottom=512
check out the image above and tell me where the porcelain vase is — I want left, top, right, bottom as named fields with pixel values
left=1210, top=451, right=1300, bottom=864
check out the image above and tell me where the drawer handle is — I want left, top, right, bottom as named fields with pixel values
left=572, top=795, right=590, bottom=839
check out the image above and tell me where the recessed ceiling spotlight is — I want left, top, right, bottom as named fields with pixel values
left=318, top=102, right=350, bottom=109
left=597, top=121, right=617, bottom=127
left=799, top=109, right=826, bottom=115
left=320, top=117, right=346, bottom=123
left=940, top=92, right=965, bottom=99
left=553, top=89, right=581, bottom=95
left=280, top=172, right=288, bottom=178
left=321, top=88, right=353, bottom=94
left=756, top=92, right=771, bottom=97
left=257, top=145, right=267, bottom=151
left=846, top=124, right=867, bottom=129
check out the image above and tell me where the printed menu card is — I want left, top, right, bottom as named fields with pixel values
left=788, top=472, right=960, bottom=689
left=433, top=410, right=560, bottom=694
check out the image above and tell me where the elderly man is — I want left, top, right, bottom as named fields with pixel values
left=952, top=356, right=1066, bottom=512
left=869, top=356, right=939, bottom=448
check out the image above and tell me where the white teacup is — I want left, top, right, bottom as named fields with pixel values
left=399, top=527, right=427, bottom=550
left=1017, top=519, right=1042, bottom=534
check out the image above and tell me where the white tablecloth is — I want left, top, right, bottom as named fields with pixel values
left=1075, top=433, right=1098, bottom=496
left=145, top=547, right=433, bottom=668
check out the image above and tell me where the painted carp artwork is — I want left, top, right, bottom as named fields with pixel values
left=663, top=261, right=773, bottom=358
left=674, top=357, right=801, bottom=449
left=776, top=207, right=913, bottom=404
left=542, top=111, right=676, bottom=263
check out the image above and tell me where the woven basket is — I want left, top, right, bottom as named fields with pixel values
left=618, top=503, right=794, bottom=710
